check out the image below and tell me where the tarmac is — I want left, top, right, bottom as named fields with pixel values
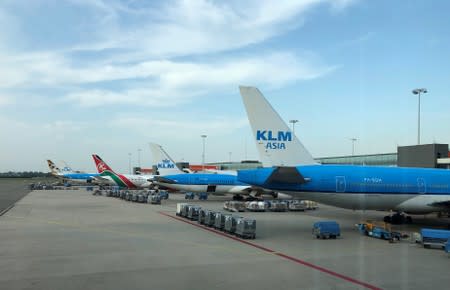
left=0, top=178, right=32, bottom=214
left=1, top=186, right=450, bottom=290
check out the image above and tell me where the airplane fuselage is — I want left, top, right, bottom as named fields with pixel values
left=238, top=165, right=450, bottom=214
left=155, top=173, right=250, bottom=195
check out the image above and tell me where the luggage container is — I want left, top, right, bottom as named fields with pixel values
left=313, top=221, right=341, bottom=239
left=269, top=201, right=288, bottom=212
left=198, top=192, right=208, bottom=200
left=159, top=190, right=169, bottom=200
left=204, top=210, right=216, bottom=227
left=181, top=204, right=192, bottom=217
left=131, top=193, right=138, bottom=202
left=246, top=201, right=266, bottom=212
left=198, top=208, right=207, bottom=224
left=214, top=212, right=230, bottom=230
left=421, top=228, right=450, bottom=249
left=187, top=206, right=201, bottom=220
left=137, top=193, right=146, bottom=203
left=235, top=218, right=256, bottom=239
left=224, top=201, right=246, bottom=212
left=224, top=215, right=239, bottom=233
left=176, top=203, right=189, bottom=216
left=288, top=200, right=306, bottom=211
left=149, top=194, right=161, bottom=204
left=185, top=192, right=195, bottom=200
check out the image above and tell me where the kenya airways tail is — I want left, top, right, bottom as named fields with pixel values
left=91, top=154, right=138, bottom=188
left=239, top=86, right=317, bottom=167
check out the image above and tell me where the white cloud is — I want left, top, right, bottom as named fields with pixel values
left=53, top=52, right=335, bottom=107
left=111, top=115, right=249, bottom=139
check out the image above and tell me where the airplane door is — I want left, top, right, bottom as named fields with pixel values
left=206, top=185, right=216, bottom=193
left=336, top=176, right=346, bottom=193
left=417, top=178, right=426, bottom=194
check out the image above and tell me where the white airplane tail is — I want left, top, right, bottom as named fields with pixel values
left=149, top=143, right=185, bottom=175
left=239, top=86, right=317, bottom=166
left=47, top=160, right=61, bottom=175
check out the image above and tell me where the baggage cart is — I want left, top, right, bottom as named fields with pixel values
left=224, top=215, right=239, bottom=234
left=214, top=212, right=230, bottom=230
left=204, top=210, right=216, bottom=227
left=288, top=200, right=306, bottom=211
left=198, top=208, right=207, bottom=224
left=176, top=203, right=189, bottom=216
left=235, top=218, right=256, bottom=239
left=187, top=206, right=201, bottom=220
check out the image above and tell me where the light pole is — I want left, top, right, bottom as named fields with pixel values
left=128, top=153, right=132, bottom=174
left=289, top=119, right=299, bottom=136
left=349, top=138, right=357, bottom=156
left=201, top=134, right=207, bottom=172
left=137, top=148, right=142, bottom=168
left=412, top=88, right=427, bottom=145
left=228, top=151, right=232, bottom=163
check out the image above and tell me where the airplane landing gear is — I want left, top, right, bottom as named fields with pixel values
left=383, top=213, right=412, bottom=224
left=233, top=194, right=244, bottom=201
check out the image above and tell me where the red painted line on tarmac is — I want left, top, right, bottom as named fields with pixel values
left=159, top=211, right=383, bottom=290
left=275, top=253, right=382, bottom=290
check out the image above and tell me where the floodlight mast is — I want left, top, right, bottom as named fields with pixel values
left=412, top=88, right=427, bottom=145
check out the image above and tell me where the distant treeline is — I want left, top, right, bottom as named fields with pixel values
left=0, top=171, right=52, bottom=178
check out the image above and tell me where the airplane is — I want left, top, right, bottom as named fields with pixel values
left=237, top=86, right=450, bottom=223
left=149, top=143, right=291, bottom=200
left=47, top=159, right=101, bottom=184
left=92, top=154, right=154, bottom=189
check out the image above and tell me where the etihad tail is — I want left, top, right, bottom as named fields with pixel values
left=239, top=86, right=317, bottom=166
left=149, top=143, right=185, bottom=175
left=92, top=154, right=115, bottom=174
left=47, top=160, right=61, bottom=175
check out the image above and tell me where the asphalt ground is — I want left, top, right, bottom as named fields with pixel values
left=0, top=178, right=34, bottom=215
left=2, top=187, right=450, bottom=290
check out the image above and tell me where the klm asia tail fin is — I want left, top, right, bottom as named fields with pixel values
left=239, top=86, right=317, bottom=166
left=149, top=143, right=185, bottom=175
left=92, top=154, right=115, bottom=174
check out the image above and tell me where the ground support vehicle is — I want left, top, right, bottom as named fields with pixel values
left=235, top=218, right=256, bottom=239
left=223, top=201, right=246, bottom=212
left=149, top=194, right=161, bottom=204
left=288, top=200, right=306, bottom=211
left=214, top=212, right=230, bottom=230
left=176, top=203, right=189, bottom=216
left=198, top=208, right=207, bottom=224
left=303, top=200, right=318, bottom=210
left=312, top=221, right=340, bottom=239
left=420, top=228, right=450, bottom=249
left=204, top=210, right=216, bottom=227
left=198, top=192, right=208, bottom=200
left=445, top=240, right=450, bottom=256
left=187, top=206, right=201, bottom=221
left=357, top=221, right=401, bottom=241
left=269, top=201, right=288, bottom=212
left=246, top=201, right=266, bottom=212
left=159, top=190, right=169, bottom=199
left=224, top=215, right=239, bottom=234
left=185, top=192, right=195, bottom=200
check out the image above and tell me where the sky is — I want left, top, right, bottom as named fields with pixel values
left=1, top=0, right=450, bottom=172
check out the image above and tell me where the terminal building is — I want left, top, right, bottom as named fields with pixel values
left=207, top=144, right=450, bottom=171
left=140, top=143, right=450, bottom=174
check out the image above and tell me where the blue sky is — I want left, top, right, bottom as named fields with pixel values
left=1, top=0, right=449, bottom=172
